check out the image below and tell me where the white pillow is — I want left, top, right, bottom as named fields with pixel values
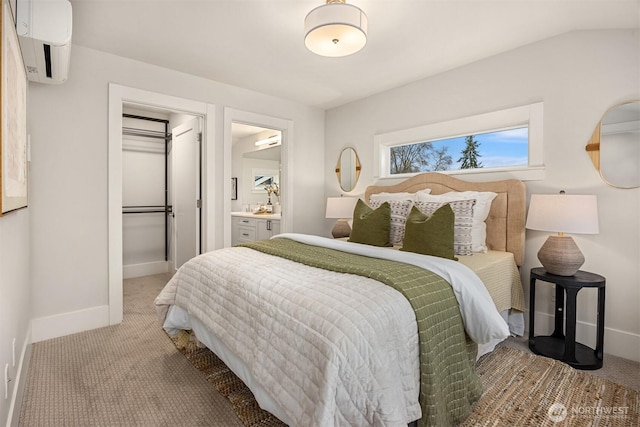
left=369, top=191, right=420, bottom=201
left=415, top=191, right=497, bottom=252
left=368, top=199, right=413, bottom=245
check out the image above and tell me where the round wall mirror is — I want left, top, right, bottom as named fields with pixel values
left=586, top=101, right=640, bottom=189
left=335, top=148, right=361, bottom=192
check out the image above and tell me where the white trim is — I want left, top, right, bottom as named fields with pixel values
left=223, top=108, right=294, bottom=247
left=374, top=102, right=544, bottom=181
left=123, top=261, right=170, bottom=279
left=531, top=310, right=640, bottom=363
left=31, top=306, right=110, bottom=343
left=108, top=83, right=215, bottom=325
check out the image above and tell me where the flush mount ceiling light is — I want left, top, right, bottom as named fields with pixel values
left=304, top=0, right=368, bottom=57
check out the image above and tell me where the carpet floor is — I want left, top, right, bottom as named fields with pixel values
left=19, top=273, right=242, bottom=427
left=19, top=272, right=640, bottom=426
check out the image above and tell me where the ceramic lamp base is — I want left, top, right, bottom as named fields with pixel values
left=538, top=235, right=585, bottom=276
left=331, top=219, right=351, bottom=238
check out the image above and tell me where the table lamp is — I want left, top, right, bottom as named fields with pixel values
left=525, top=192, right=599, bottom=276
left=325, top=197, right=358, bottom=238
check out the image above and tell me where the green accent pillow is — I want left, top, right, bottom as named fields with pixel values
left=400, top=204, right=458, bottom=260
left=348, top=199, right=393, bottom=247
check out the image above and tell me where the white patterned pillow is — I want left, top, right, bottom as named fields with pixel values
left=413, top=199, right=476, bottom=255
left=415, top=191, right=497, bottom=252
left=368, top=199, right=413, bottom=246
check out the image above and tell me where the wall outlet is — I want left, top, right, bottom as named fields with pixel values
left=4, top=363, right=8, bottom=399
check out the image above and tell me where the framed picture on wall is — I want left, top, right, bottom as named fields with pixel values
left=1, top=1, right=29, bottom=216
left=231, top=177, right=238, bottom=200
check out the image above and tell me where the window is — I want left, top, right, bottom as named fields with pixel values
left=375, top=103, right=544, bottom=181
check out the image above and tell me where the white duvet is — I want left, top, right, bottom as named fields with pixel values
left=156, top=233, right=509, bottom=426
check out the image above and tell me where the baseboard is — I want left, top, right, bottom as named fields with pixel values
left=123, top=261, right=169, bottom=279
left=31, top=305, right=110, bottom=343
left=530, top=310, right=640, bottom=363
left=7, top=326, right=31, bottom=427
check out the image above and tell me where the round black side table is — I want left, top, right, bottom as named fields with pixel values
left=528, top=267, right=605, bottom=370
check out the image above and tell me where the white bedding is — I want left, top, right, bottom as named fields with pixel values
left=156, top=233, right=509, bottom=426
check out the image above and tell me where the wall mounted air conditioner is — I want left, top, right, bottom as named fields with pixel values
left=16, top=0, right=72, bottom=84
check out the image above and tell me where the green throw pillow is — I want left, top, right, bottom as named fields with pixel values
left=401, top=204, right=457, bottom=260
left=348, top=199, right=392, bottom=247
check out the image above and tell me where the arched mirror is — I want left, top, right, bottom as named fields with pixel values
left=586, top=101, right=640, bottom=189
left=335, top=147, right=361, bottom=192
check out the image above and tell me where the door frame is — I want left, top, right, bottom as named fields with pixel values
left=223, top=108, right=294, bottom=247
left=108, top=84, right=215, bottom=325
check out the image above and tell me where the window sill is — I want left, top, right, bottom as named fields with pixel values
left=377, top=166, right=545, bottom=183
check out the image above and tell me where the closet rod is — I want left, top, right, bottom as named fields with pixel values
left=123, top=113, right=169, bottom=124
left=123, top=128, right=171, bottom=140
left=123, top=205, right=171, bottom=209
left=123, top=210, right=167, bottom=214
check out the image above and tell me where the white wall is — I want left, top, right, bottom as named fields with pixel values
left=0, top=210, right=30, bottom=425
left=0, top=2, right=31, bottom=424
left=324, top=30, right=640, bottom=361
left=26, top=45, right=325, bottom=341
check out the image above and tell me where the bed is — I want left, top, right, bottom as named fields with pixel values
left=155, top=172, right=526, bottom=427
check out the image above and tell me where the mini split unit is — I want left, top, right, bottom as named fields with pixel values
left=16, top=0, right=72, bottom=84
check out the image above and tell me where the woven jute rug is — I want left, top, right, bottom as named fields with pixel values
left=172, top=332, right=639, bottom=426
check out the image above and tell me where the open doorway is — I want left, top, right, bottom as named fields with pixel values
left=121, top=105, right=202, bottom=278
left=223, top=108, right=294, bottom=247
left=108, top=84, right=215, bottom=325
left=231, top=124, right=281, bottom=211
left=230, top=123, right=282, bottom=245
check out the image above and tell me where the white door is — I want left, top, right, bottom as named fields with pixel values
left=172, top=117, right=201, bottom=270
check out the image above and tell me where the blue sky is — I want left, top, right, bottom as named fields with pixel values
left=431, top=127, right=528, bottom=169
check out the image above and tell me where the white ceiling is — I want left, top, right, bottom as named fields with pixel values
left=70, top=0, right=639, bottom=110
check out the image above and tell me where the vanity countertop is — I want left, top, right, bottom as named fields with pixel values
left=231, top=211, right=281, bottom=219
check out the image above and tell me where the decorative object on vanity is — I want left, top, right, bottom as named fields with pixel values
left=325, top=196, right=358, bottom=238
left=335, top=147, right=361, bottom=192
left=525, top=192, right=599, bottom=276
left=586, top=100, right=640, bottom=189
left=304, top=0, right=368, bottom=58
left=263, top=182, right=279, bottom=213
left=529, top=267, right=605, bottom=370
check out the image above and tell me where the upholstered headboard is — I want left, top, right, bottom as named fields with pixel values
left=364, top=172, right=526, bottom=266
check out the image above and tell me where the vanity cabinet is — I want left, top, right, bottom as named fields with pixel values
left=232, top=214, right=280, bottom=245
left=257, top=218, right=280, bottom=241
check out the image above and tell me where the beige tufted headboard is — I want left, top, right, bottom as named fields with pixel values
left=364, top=172, right=526, bottom=266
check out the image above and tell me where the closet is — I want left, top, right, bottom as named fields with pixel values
left=121, top=108, right=203, bottom=278
left=122, top=112, right=172, bottom=278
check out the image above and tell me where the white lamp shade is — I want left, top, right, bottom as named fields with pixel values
left=526, top=194, right=599, bottom=234
left=325, top=196, right=358, bottom=219
left=304, top=3, right=368, bottom=57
